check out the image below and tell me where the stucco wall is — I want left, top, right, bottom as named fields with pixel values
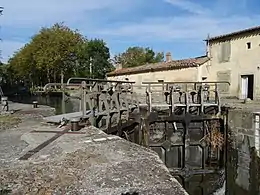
left=108, top=66, right=203, bottom=95
left=207, top=34, right=260, bottom=99
left=108, top=33, right=260, bottom=99
left=108, top=67, right=199, bottom=83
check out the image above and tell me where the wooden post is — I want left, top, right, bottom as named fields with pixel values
left=141, top=108, right=150, bottom=147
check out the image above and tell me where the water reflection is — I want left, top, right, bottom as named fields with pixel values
left=175, top=172, right=225, bottom=195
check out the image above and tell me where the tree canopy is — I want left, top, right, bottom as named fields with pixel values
left=7, top=23, right=114, bottom=87
left=76, top=39, right=114, bottom=79
left=114, top=46, right=164, bottom=68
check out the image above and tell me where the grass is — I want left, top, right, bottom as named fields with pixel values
left=0, top=115, right=21, bottom=130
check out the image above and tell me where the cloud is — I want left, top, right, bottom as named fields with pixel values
left=96, top=15, right=260, bottom=42
left=96, top=0, right=260, bottom=42
left=164, top=0, right=210, bottom=15
left=1, top=0, right=143, bottom=27
left=0, top=0, right=145, bottom=62
left=0, top=0, right=259, bottom=62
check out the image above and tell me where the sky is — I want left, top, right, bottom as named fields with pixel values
left=0, top=0, right=260, bottom=63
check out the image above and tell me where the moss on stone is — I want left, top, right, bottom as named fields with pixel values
left=0, top=115, right=21, bottom=131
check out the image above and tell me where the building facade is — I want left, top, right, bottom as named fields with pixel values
left=107, top=53, right=209, bottom=86
left=206, top=26, right=260, bottom=100
left=107, top=26, right=260, bottom=100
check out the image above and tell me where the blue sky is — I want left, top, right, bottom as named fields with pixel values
left=0, top=0, right=259, bottom=63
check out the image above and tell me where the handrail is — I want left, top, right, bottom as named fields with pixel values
left=142, top=81, right=230, bottom=85
left=67, top=77, right=135, bottom=85
left=43, top=78, right=136, bottom=92
left=42, top=83, right=85, bottom=92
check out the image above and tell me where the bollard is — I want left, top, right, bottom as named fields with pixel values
left=71, top=118, right=81, bottom=131
left=1, top=96, right=9, bottom=112
left=32, top=101, right=38, bottom=108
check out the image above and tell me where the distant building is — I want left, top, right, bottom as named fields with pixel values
left=107, top=26, right=260, bottom=100
left=107, top=52, right=209, bottom=85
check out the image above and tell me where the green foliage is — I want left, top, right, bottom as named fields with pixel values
left=76, top=39, right=114, bottom=79
left=6, top=23, right=113, bottom=89
left=0, top=63, right=15, bottom=86
left=114, top=46, right=164, bottom=68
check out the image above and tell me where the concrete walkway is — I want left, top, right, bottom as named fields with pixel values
left=0, top=103, right=187, bottom=195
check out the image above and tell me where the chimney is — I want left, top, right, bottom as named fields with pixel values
left=166, top=52, right=172, bottom=62
left=116, top=63, right=122, bottom=70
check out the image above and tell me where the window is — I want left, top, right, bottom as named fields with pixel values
left=218, top=40, right=231, bottom=63
left=247, top=42, right=251, bottom=49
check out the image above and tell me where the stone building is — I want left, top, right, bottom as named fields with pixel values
left=206, top=26, right=260, bottom=100
left=107, top=53, right=210, bottom=85
left=107, top=26, right=260, bottom=100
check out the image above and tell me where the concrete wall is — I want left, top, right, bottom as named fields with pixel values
left=227, top=108, right=260, bottom=194
left=208, top=34, right=260, bottom=99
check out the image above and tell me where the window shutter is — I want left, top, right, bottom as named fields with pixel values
left=218, top=41, right=231, bottom=63
left=218, top=44, right=223, bottom=63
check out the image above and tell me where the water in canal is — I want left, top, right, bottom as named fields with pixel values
left=9, top=95, right=260, bottom=195
left=9, top=94, right=78, bottom=114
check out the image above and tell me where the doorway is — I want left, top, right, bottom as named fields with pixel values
left=241, top=74, right=254, bottom=100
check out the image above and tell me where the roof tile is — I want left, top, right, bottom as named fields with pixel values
left=207, top=25, right=260, bottom=42
left=107, top=55, right=209, bottom=76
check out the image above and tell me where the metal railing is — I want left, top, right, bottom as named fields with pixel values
left=43, top=78, right=140, bottom=130
left=143, top=81, right=230, bottom=115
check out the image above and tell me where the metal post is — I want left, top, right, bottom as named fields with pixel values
left=90, top=57, right=93, bottom=79
left=61, top=71, right=65, bottom=114
left=32, top=101, right=38, bottom=108
left=81, top=81, right=87, bottom=117
left=71, top=117, right=81, bottom=131
left=1, top=96, right=8, bottom=112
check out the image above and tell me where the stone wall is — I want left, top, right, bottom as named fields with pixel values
left=227, top=108, right=260, bottom=194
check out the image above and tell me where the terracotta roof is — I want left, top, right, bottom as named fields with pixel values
left=107, top=55, right=209, bottom=77
left=207, top=26, right=260, bottom=42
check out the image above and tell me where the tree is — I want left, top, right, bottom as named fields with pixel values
left=0, top=63, right=16, bottom=90
left=8, top=23, right=86, bottom=86
left=7, top=23, right=113, bottom=88
left=76, top=39, right=114, bottom=79
left=114, top=47, right=164, bottom=68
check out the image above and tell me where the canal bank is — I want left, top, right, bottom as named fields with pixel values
left=0, top=101, right=188, bottom=195
left=8, top=94, right=260, bottom=195
left=7, top=95, right=224, bottom=194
